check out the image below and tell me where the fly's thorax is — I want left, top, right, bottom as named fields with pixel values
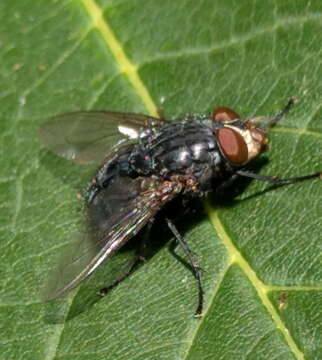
left=129, top=121, right=224, bottom=178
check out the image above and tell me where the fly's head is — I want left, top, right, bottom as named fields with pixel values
left=212, top=107, right=269, bottom=167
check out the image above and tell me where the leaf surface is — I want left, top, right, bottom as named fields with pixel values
left=1, top=1, right=322, bottom=359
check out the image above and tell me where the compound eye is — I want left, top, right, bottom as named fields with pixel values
left=212, top=107, right=240, bottom=123
left=217, top=127, right=248, bottom=164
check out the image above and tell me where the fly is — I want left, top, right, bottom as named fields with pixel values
left=39, top=98, right=321, bottom=316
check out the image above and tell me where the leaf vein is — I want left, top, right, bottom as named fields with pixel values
left=81, top=0, right=158, bottom=117
left=207, top=206, right=306, bottom=360
left=137, top=13, right=322, bottom=66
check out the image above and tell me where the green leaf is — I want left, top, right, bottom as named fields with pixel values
left=1, top=0, right=322, bottom=359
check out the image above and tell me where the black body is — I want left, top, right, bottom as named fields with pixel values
left=40, top=111, right=240, bottom=307
left=40, top=100, right=320, bottom=316
left=88, top=119, right=232, bottom=205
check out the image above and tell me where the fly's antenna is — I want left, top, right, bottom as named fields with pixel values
left=264, top=97, right=297, bottom=128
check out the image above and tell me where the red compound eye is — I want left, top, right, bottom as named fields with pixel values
left=212, top=107, right=240, bottom=123
left=217, top=127, right=248, bottom=164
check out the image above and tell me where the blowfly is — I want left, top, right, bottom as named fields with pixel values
left=39, top=98, right=321, bottom=316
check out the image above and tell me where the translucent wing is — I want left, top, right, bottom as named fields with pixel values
left=43, top=175, right=180, bottom=300
left=39, top=111, right=163, bottom=164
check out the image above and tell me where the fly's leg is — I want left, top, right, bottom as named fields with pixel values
left=213, top=174, right=243, bottom=203
left=238, top=95, right=321, bottom=187
left=98, top=222, right=152, bottom=296
left=237, top=170, right=322, bottom=185
left=215, top=174, right=240, bottom=194
left=265, top=97, right=296, bottom=127
left=165, top=217, right=204, bottom=317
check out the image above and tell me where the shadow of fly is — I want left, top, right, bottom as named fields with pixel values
left=39, top=98, right=321, bottom=316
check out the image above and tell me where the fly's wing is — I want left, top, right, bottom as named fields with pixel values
left=39, top=111, right=163, bottom=164
left=43, top=176, right=180, bottom=300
